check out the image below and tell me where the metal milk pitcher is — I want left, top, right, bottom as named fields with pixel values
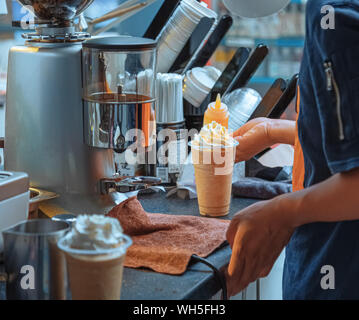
left=2, top=219, right=70, bottom=300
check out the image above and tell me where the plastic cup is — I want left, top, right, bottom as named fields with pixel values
left=58, top=234, right=132, bottom=300
left=183, top=72, right=208, bottom=106
left=189, top=140, right=239, bottom=217
left=183, top=67, right=219, bottom=108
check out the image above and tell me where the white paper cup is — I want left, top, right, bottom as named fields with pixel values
left=58, top=235, right=132, bottom=300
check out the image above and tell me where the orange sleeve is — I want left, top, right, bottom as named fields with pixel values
left=292, top=86, right=305, bottom=192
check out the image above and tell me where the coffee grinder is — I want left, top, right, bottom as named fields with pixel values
left=5, top=0, right=159, bottom=215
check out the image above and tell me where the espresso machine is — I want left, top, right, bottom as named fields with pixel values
left=4, top=0, right=159, bottom=215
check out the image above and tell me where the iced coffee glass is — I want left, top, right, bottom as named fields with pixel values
left=57, top=215, right=132, bottom=300
left=189, top=122, right=238, bottom=217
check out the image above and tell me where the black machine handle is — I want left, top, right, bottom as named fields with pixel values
left=183, top=15, right=233, bottom=72
left=210, top=47, right=251, bottom=99
left=223, top=44, right=269, bottom=96
left=194, top=47, right=251, bottom=112
left=252, top=74, right=299, bottom=159
left=247, top=78, right=287, bottom=122
left=268, top=74, right=299, bottom=119
left=169, top=17, right=216, bottom=73
left=143, top=0, right=181, bottom=39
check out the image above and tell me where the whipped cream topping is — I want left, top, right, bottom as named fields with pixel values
left=192, top=121, right=236, bottom=148
left=62, top=215, right=125, bottom=251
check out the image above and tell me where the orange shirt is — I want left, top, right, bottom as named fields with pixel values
left=292, top=87, right=305, bottom=192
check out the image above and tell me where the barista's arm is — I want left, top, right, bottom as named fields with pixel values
left=233, top=118, right=296, bottom=162
left=279, top=167, right=359, bottom=226
left=226, top=167, right=359, bottom=297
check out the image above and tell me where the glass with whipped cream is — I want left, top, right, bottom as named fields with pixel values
left=57, top=215, right=132, bottom=300
left=189, top=121, right=238, bottom=217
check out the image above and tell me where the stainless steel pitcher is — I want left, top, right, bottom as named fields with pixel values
left=2, top=219, right=70, bottom=300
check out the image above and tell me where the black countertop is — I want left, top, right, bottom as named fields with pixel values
left=121, top=192, right=257, bottom=300
left=0, top=192, right=257, bottom=300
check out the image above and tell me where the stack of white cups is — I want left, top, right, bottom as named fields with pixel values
left=156, top=0, right=217, bottom=73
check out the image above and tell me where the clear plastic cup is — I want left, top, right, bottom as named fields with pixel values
left=189, top=140, right=239, bottom=217
left=58, top=234, right=132, bottom=300
left=223, top=88, right=262, bottom=132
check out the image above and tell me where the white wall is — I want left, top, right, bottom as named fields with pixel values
left=0, top=102, right=4, bottom=169
left=232, top=250, right=285, bottom=300
left=213, top=250, right=285, bottom=300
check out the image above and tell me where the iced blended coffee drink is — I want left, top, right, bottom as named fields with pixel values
left=57, top=215, right=131, bottom=300
left=190, top=121, right=238, bottom=217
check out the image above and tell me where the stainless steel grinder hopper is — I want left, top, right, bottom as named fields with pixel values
left=5, top=1, right=158, bottom=215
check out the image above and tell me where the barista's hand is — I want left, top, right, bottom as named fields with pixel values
left=232, top=118, right=296, bottom=163
left=225, top=198, right=294, bottom=297
left=232, top=118, right=273, bottom=162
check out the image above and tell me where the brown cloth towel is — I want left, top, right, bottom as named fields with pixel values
left=106, top=197, right=230, bottom=275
